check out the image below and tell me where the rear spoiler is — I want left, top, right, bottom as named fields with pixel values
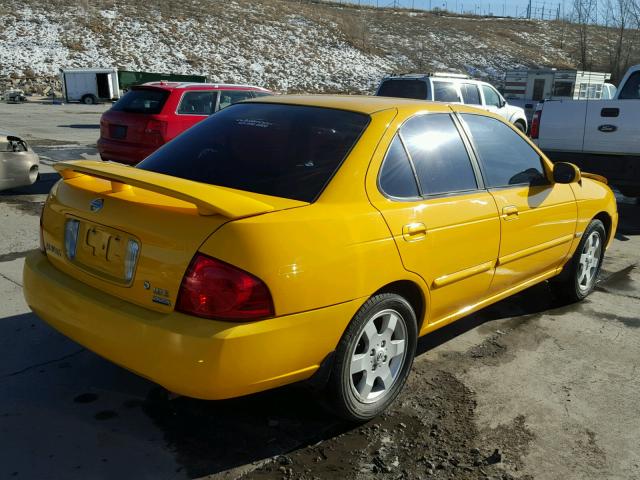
left=54, top=160, right=296, bottom=218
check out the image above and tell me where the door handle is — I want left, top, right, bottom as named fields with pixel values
left=601, top=108, right=619, bottom=118
left=402, top=222, right=427, bottom=241
left=502, top=205, right=519, bottom=220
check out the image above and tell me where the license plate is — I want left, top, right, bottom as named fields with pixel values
left=110, top=125, right=127, bottom=139
left=65, top=218, right=139, bottom=284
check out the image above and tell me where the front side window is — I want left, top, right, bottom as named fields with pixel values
left=618, top=71, right=640, bottom=99
left=401, top=114, right=477, bottom=195
left=218, top=90, right=257, bottom=110
left=138, top=104, right=370, bottom=202
left=432, top=81, right=461, bottom=102
left=177, top=91, right=217, bottom=115
left=461, top=114, right=547, bottom=188
left=481, top=85, right=502, bottom=107
left=378, top=135, right=420, bottom=199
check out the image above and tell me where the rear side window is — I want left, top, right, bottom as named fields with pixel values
left=218, top=90, right=256, bottom=110
left=138, top=104, right=370, bottom=202
left=461, top=84, right=482, bottom=105
left=462, top=114, right=547, bottom=187
left=401, top=114, right=477, bottom=195
left=432, top=82, right=460, bottom=102
left=377, top=79, right=428, bottom=99
left=379, top=136, right=420, bottom=198
left=111, top=88, right=169, bottom=114
left=177, top=91, right=217, bottom=115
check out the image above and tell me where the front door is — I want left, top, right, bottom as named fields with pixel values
left=459, top=113, right=577, bottom=293
left=368, top=112, right=500, bottom=325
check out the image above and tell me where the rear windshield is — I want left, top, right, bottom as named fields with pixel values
left=111, top=88, right=169, bottom=114
left=137, top=103, right=370, bottom=202
left=377, top=79, right=428, bottom=99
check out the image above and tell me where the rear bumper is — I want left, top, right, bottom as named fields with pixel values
left=23, top=251, right=362, bottom=399
left=97, top=137, right=158, bottom=165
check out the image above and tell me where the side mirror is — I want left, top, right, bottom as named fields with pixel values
left=553, top=162, right=581, bottom=184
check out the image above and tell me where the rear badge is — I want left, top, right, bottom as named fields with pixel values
left=90, top=198, right=104, bottom=212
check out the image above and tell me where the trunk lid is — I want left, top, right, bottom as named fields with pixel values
left=42, top=161, right=307, bottom=312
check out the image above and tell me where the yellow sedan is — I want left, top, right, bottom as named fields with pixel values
left=23, top=96, right=617, bottom=420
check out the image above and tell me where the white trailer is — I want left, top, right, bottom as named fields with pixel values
left=503, top=69, right=612, bottom=123
left=60, top=68, right=120, bottom=104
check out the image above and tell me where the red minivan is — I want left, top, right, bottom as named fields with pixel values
left=98, top=82, right=272, bottom=164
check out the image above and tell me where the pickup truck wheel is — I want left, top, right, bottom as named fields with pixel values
left=514, top=120, right=527, bottom=133
left=325, top=293, right=417, bottom=422
left=552, top=219, right=606, bottom=302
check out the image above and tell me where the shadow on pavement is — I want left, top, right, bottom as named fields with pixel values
left=0, top=172, right=59, bottom=196
left=57, top=124, right=100, bottom=129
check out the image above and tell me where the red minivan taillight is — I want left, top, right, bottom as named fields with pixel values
left=144, top=119, right=167, bottom=143
left=530, top=110, right=542, bottom=139
left=176, top=254, right=274, bottom=321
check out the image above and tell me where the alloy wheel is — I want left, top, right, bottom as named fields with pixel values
left=577, top=230, right=602, bottom=293
left=349, top=309, right=408, bottom=404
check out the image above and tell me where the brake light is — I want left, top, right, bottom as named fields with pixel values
left=176, top=254, right=274, bottom=321
left=144, top=119, right=167, bottom=137
left=530, top=110, right=541, bottom=139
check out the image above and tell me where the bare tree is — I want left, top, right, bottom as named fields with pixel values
left=602, top=0, right=640, bottom=82
left=573, top=0, right=598, bottom=69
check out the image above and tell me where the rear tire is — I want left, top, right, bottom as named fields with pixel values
left=81, top=94, right=97, bottom=105
left=552, top=219, right=606, bottom=302
left=514, top=120, right=527, bottom=133
left=325, top=293, right=417, bottom=422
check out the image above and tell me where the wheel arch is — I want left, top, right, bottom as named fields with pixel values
left=372, top=280, right=427, bottom=332
left=593, top=211, right=613, bottom=245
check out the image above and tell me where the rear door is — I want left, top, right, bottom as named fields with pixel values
left=175, top=90, right=218, bottom=135
left=368, top=112, right=500, bottom=324
left=459, top=113, right=577, bottom=293
left=582, top=71, right=640, bottom=156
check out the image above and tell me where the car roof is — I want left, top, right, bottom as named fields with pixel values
left=136, top=82, right=271, bottom=92
left=248, top=94, right=501, bottom=117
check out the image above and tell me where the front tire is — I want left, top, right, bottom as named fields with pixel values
left=553, top=219, right=606, bottom=302
left=325, top=293, right=417, bottom=422
left=514, top=120, right=527, bottom=133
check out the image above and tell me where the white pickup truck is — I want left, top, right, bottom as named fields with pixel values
left=532, top=65, right=640, bottom=197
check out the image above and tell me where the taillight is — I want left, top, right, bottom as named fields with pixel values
left=145, top=119, right=167, bottom=138
left=176, top=254, right=274, bottom=321
left=99, top=119, right=108, bottom=137
left=530, top=110, right=541, bottom=139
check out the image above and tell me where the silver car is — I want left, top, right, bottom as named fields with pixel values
left=0, top=131, right=39, bottom=191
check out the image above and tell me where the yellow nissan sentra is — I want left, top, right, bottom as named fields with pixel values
left=23, top=96, right=617, bottom=420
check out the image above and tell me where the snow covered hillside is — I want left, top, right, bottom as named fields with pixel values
left=0, top=0, right=630, bottom=94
